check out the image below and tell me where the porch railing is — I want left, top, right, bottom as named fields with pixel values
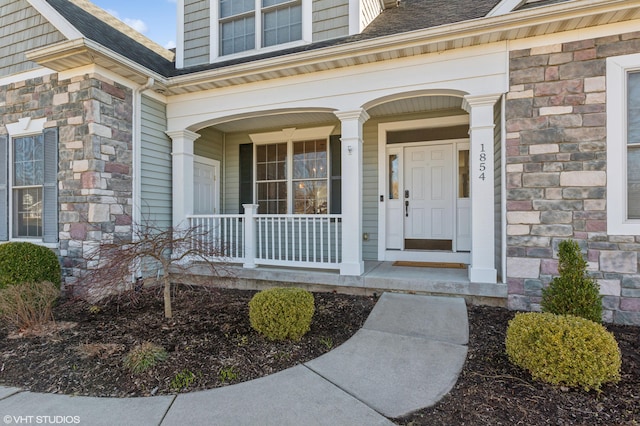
left=187, top=209, right=342, bottom=269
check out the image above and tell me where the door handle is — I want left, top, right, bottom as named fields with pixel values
left=405, top=200, right=409, bottom=217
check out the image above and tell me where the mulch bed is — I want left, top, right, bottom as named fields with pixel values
left=0, top=286, right=376, bottom=397
left=0, top=287, right=638, bottom=425
left=396, top=305, right=640, bottom=425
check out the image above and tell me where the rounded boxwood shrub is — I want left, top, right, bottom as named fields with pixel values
left=248, top=287, right=315, bottom=341
left=0, top=242, right=61, bottom=289
left=505, top=312, right=621, bottom=391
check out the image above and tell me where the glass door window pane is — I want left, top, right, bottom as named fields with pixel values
left=458, top=150, right=470, bottom=198
left=388, top=154, right=399, bottom=199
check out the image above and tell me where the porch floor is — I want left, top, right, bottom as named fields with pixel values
left=188, top=261, right=508, bottom=305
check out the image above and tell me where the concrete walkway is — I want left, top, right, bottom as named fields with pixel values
left=0, top=293, right=469, bottom=425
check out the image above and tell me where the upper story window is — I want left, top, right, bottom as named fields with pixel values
left=219, top=0, right=302, bottom=56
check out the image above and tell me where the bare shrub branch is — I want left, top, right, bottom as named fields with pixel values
left=79, top=220, right=230, bottom=319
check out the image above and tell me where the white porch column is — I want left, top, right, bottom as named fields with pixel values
left=335, top=109, right=370, bottom=276
left=242, top=204, right=259, bottom=269
left=463, top=94, right=502, bottom=283
left=166, top=129, right=200, bottom=228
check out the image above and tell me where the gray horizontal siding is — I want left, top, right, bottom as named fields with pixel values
left=362, top=118, right=379, bottom=261
left=0, top=0, right=66, bottom=77
left=140, top=95, right=172, bottom=229
left=184, top=0, right=210, bottom=67
left=313, top=0, right=349, bottom=41
left=361, top=0, right=381, bottom=30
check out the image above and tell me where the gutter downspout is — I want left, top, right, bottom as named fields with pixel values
left=132, top=77, right=155, bottom=229
left=132, top=77, right=155, bottom=279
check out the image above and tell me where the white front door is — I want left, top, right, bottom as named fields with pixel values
left=404, top=144, right=453, bottom=246
left=193, top=157, right=220, bottom=214
left=384, top=142, right=470, bottom=261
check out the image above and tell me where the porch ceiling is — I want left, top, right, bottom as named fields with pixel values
left=211, top=111, right=339, bottom=133
left=367, top=96, right=464, bottom=117
left=203, top=96, right=465, bottom=133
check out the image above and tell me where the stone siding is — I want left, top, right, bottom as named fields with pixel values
left=0, top=73, right=133, bottom=289
left=506, top=31, right=640, bottom=325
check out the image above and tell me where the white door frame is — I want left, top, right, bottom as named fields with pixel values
left=193, top=155, right=220, bottom=214
left=377, top=115, right=470, bottom=263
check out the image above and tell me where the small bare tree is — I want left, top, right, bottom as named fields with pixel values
left=81, top=220, right=228, bottom=319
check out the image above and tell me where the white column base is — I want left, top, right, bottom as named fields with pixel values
left=469, top=267, right=497, bottom=283
left=340, top=261, right=364, bottom=276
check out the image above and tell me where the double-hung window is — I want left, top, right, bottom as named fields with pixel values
left=218, top=0, right=304, bottom=57
left=12, top=134, right=45, bottom=238
left=1, top=118, right=58, bottom=244
left=607, top=53, right=640, bottom=234
left=249, top=127, right=338, bottom=215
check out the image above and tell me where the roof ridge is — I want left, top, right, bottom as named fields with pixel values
left=68, top=0, right=175, bottom=62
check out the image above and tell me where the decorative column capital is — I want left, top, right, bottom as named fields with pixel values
left=462, top=93, right=503, bottom=112
left=334, top=109, right=370, bottom=125
left=165, top=129, right=201, bottom=143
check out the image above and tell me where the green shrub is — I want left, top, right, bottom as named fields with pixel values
left=505, top=312, right=621, bottom=391
left=248, top=287, right=315, bottom=341
left=0, top=281, right=60, bottom=330
left=541, top=239, right=602, bottom=323
left=123, top=342, right=168, bottom=374
left=0, top=242, right=61, bottom=290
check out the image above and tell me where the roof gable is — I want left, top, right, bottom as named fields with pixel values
left=43, top=0, right=174, bottom=75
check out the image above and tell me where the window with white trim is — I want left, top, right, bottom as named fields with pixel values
left=219, top=0, right=302, bottom=56
left=249, top=127, right=338, bottom=215
left=607, top=53, right=640, bottom=234
left=12, top=134, right=44, bottom=238
left=1, top=118, right=58, bottom=244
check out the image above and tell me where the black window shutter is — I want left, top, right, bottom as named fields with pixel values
left=239, top=143, right=253, bottom=213
left=330, top=135, right=341, bottom=214
left=42, top=128, right=59, bottom=243
left=0, top=134, right=8, bottom=241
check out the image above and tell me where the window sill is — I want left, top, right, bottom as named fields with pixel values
left=7, top=239, right=59, bottom=249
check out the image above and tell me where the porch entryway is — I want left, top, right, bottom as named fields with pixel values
left=384, top=142, right=471, bottom=262
left=379, top=115, right=471, bottom=264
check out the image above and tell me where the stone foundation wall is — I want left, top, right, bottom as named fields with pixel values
left=0, top=72, right=133, bottom=288
left=506, top=31, right=640, bottom=325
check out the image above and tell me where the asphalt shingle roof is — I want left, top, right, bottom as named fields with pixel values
left=43, top=0, right=570, bottom=78
left=45, top=0, right=175, bottom=76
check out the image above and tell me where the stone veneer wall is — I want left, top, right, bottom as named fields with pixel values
left=506, top=31, right=640, bottom=325
left=0, top=72, right=133, bottom=289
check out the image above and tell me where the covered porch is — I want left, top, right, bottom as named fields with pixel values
left=167, top=90, right=504, bottom=284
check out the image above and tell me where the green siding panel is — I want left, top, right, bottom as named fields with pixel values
left=184, top=0, right=210, bottom=67
left=312, top=0, right=349, bottom=42
left=0, top=0, right=66, bottom=77
left=140, top=95, right=172, bottom=229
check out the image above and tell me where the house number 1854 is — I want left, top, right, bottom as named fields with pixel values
left=479, top=144, right=487, bottom=181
